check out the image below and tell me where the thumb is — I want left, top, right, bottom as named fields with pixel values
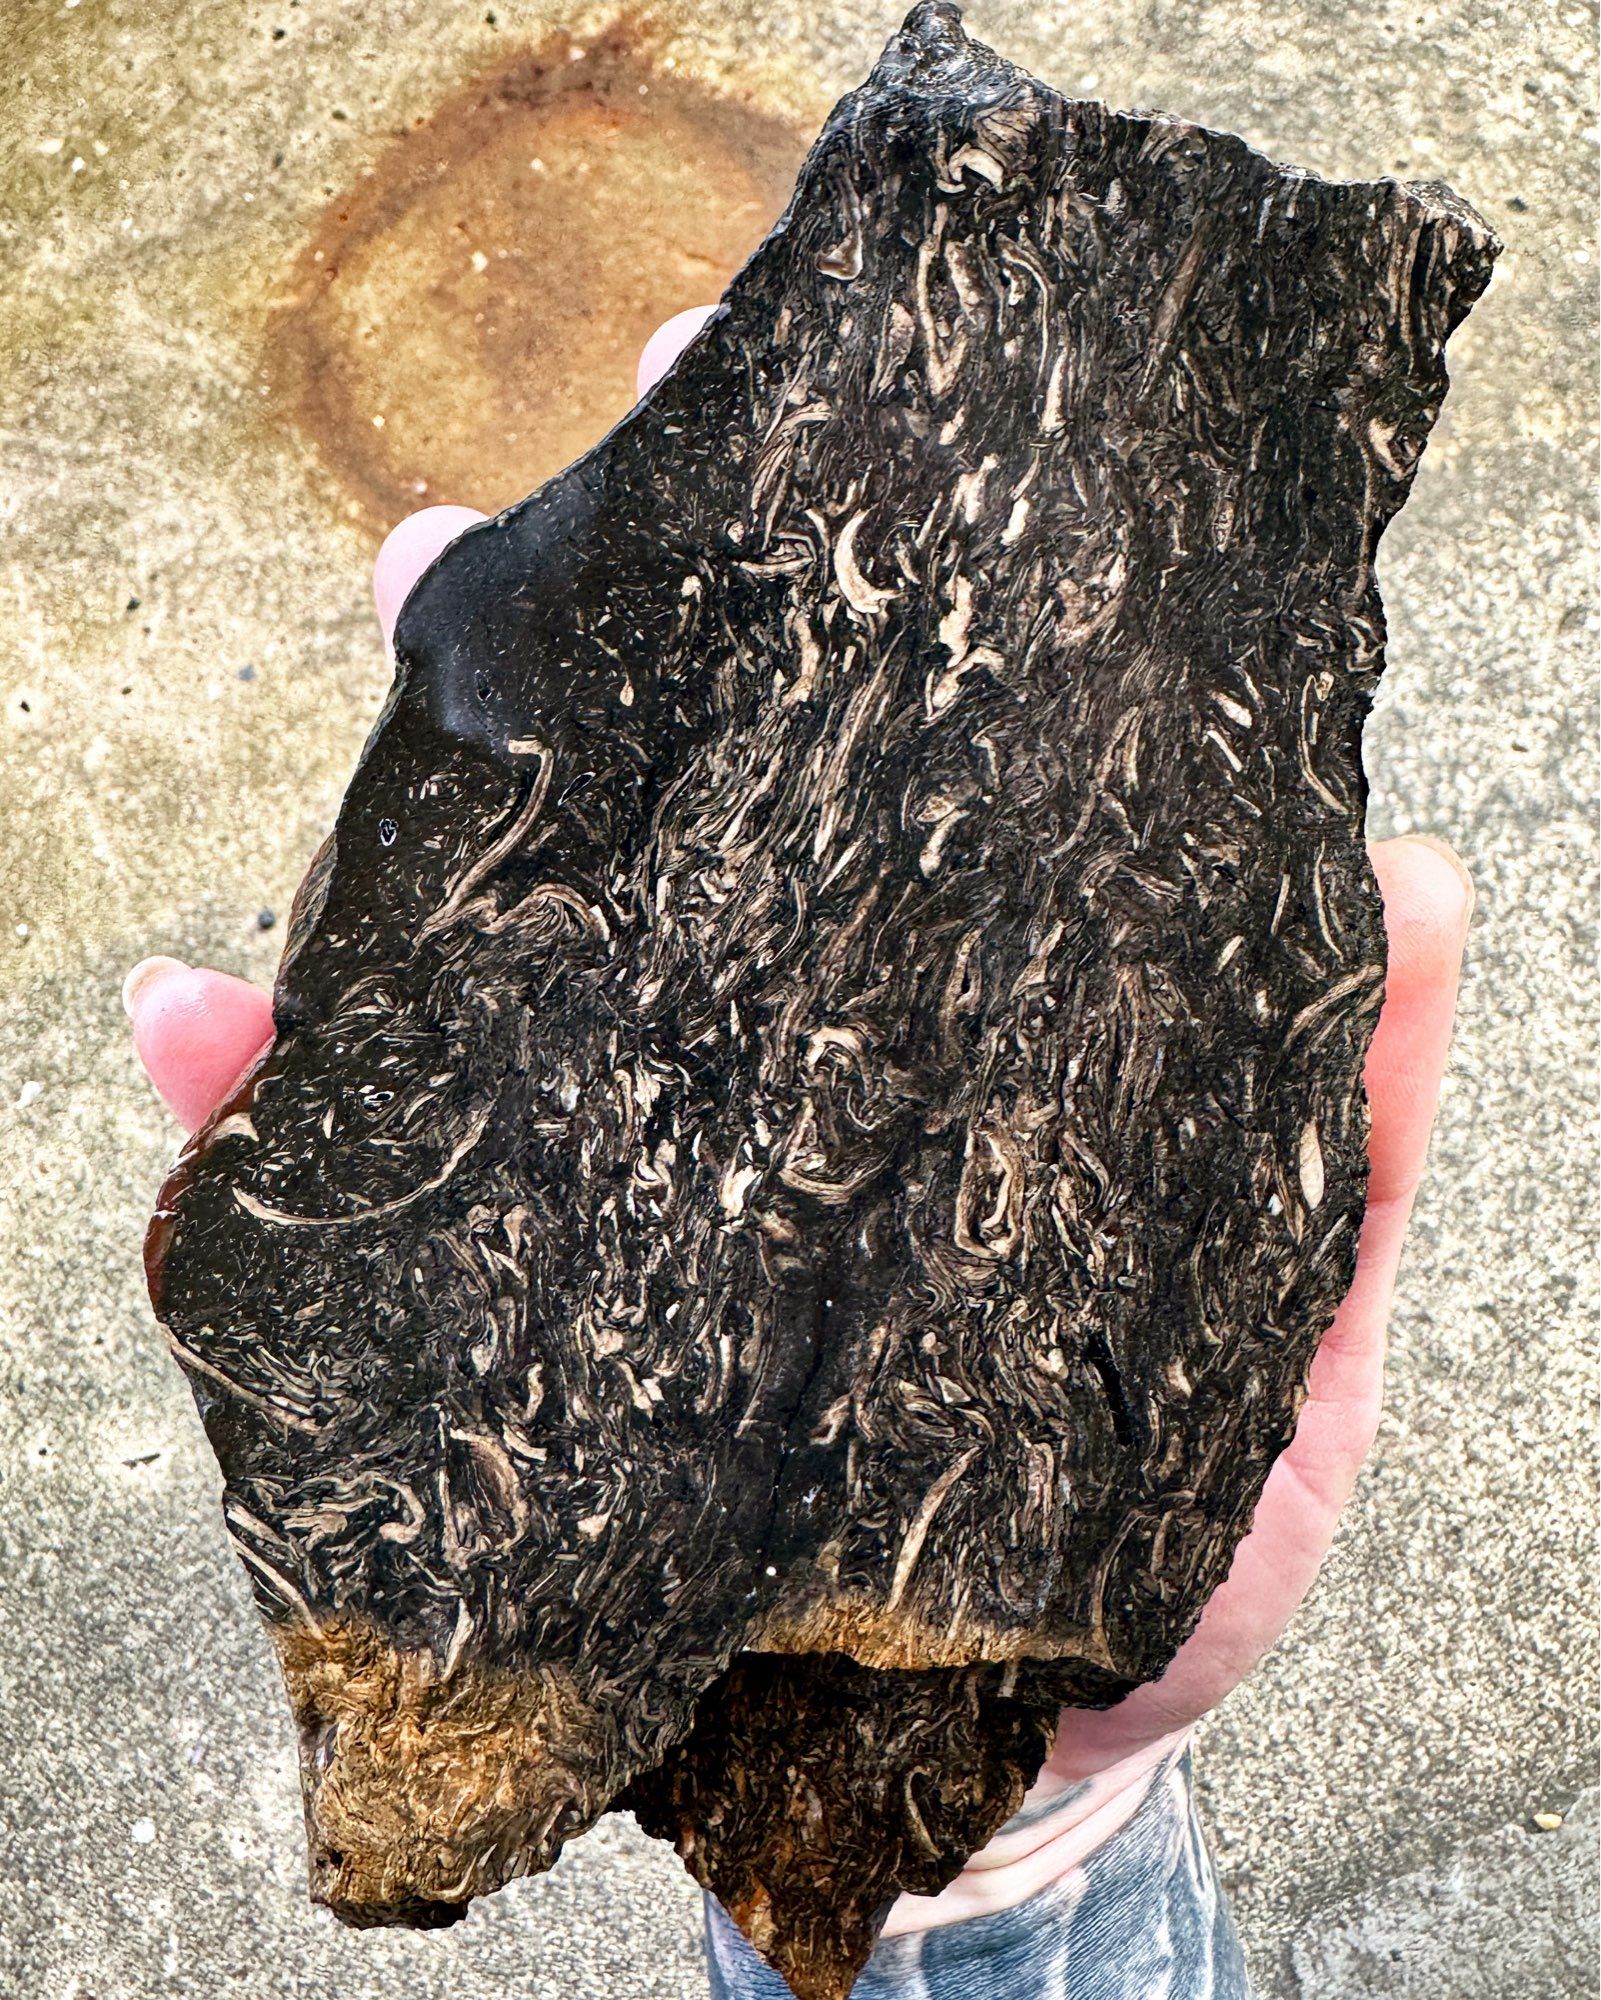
left=124, top=958, right=275, bottom=1134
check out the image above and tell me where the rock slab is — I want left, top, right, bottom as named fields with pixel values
left=145, top=6, right=1496, bottom=1995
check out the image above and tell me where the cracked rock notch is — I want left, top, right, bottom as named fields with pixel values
left=145, top=7, right=1496, bottom=1996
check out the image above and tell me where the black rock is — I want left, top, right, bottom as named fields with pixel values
left=145, top=8, right=1495, bottom=1996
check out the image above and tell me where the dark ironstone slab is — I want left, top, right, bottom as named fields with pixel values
left=144, top=6, right=1496, bottom=1994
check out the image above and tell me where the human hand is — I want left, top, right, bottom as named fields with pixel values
left=125, top=308, right=1473, bottom=1944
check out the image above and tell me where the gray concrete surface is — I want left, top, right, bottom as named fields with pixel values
left=1, top=0, right=1594, bottom=1994
left=1288, top=1789, right=1598, bottom=1997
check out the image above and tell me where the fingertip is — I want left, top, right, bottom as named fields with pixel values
left=1370, top=836, right=1474, bottom=970
left=122, top=954, right=187, bottom=1020
left=1396, top=832, right=1475, bottom=912
left=128, top=962, right=275, bottom=1134
left=373, top=505, right=489, bottom=646
left=636, top=305, right=719, bottom=400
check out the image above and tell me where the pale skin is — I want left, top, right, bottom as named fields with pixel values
left=124, top=308, right=1474, bottom=1936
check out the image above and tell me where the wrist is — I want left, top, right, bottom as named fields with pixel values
left=880, top=1726, right=1194, bottom=1936
left=705, top=1733, right=1254, bottom=1999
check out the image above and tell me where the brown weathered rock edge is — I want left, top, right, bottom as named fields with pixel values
left=144, top=5, right=1496, bottom=1995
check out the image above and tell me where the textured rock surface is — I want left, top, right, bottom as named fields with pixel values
left=0, top=0, right=1592, bottom=1996
left=141, top=8, right=1491, bottom=1992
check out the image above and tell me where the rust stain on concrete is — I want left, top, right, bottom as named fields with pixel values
left=266, top=21, right=808, bottom=531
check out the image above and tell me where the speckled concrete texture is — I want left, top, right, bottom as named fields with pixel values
left=0, top=1, right=1594, bottom=1996
left=1287, top=1789, right=1599, bottom=1998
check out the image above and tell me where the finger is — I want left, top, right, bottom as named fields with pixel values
left=636, top=306, right=719, bottom=399
left=1169, top=837, right=1472, bottom=1651
left=124, top=957, right=275, bottom=1135
left=373, top=505, right=488, bottom=647
left=1304, top=837, right=1474, bottom=1387
left=1361, top=835, right=1475, bottom=1209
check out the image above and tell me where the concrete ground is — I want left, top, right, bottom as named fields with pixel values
left=1, top=0, right=1594, bottom=1994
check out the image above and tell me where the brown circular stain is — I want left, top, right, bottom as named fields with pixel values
left=268, top=22, right=808, bottom=532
